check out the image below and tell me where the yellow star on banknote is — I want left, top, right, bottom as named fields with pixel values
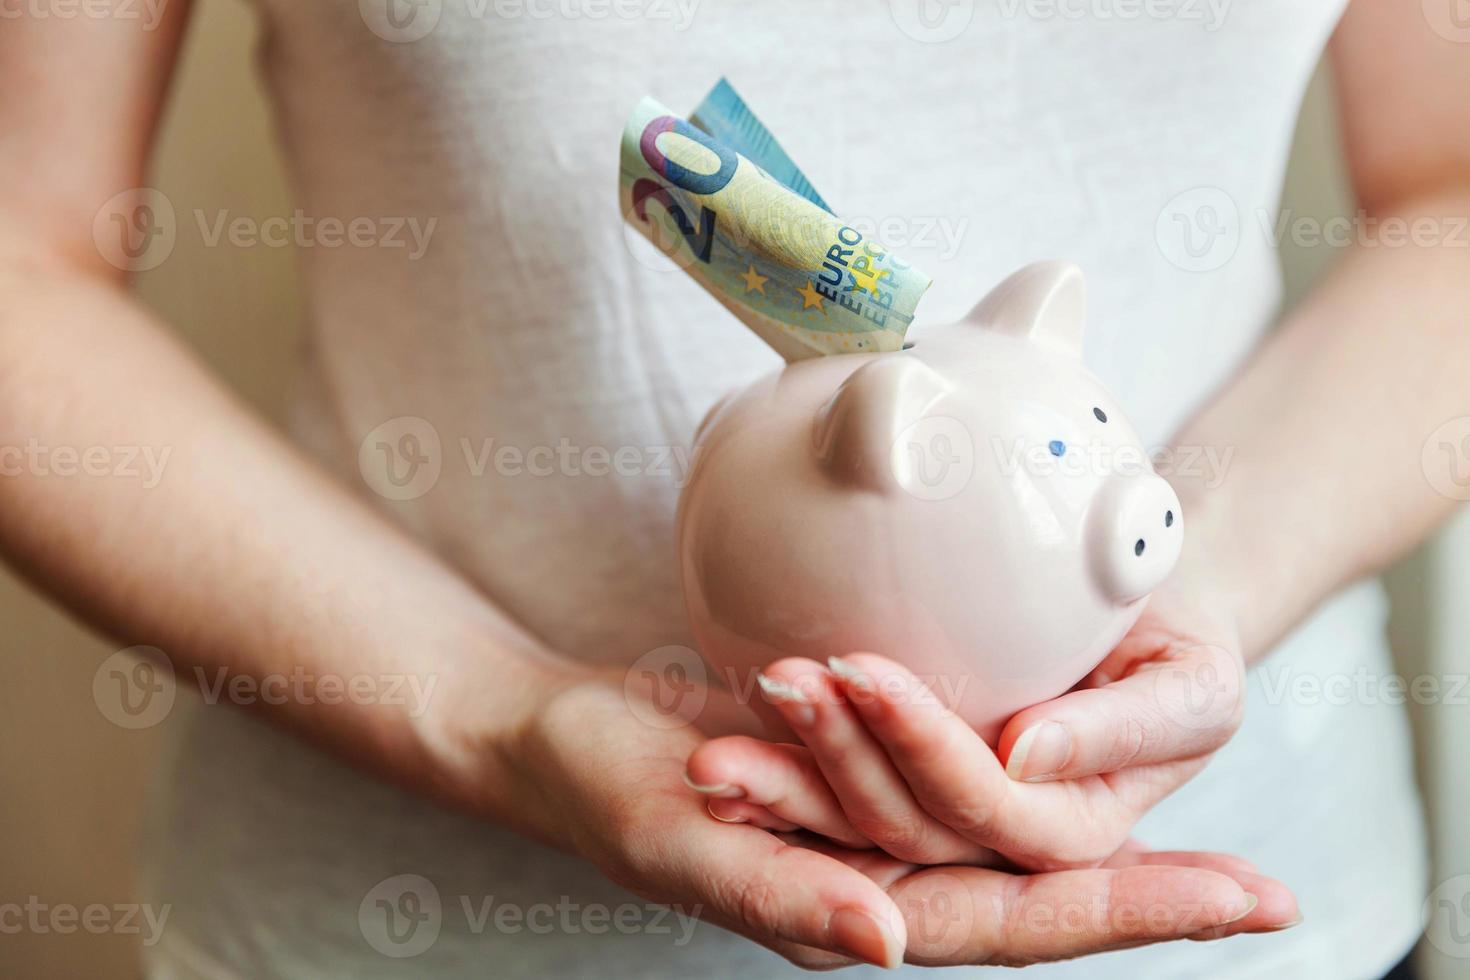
left=741, top=264, right=769, bottom=295
left=848, top=261, right=892, bottom=297
left=797, top=279, right=826, bottom=312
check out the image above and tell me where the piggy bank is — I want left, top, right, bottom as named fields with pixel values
left=677, top=261, right=1182, bottom=739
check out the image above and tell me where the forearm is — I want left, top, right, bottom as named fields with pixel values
left=0, top=237, right=580, bottom=838
left=1168, top=184, right=1470, bottom=662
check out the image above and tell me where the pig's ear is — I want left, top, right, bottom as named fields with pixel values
left=963, top=261, right=1085, bottom=357
left=814, top=355, right=949, bottom=492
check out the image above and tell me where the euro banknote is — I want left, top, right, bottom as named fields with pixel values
left=689, top=78, right=832, bottom=215
left=619, top=86, right=931, bottom=361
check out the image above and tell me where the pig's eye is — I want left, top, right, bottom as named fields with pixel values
left=1048, top=440, right=1066, bottom=457
left=1093, top=407, right=1108, bottom=423
left=1165, top=510, right=1174, bottom=528
left=1134, top=539, right=1146, bottom=556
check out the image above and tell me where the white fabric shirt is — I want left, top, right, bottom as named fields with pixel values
left=141, top=2, right=1427, bottom=977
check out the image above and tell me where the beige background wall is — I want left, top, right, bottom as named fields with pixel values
left=0, top=0, right=299, bottom=975
left=0, top=2, right=1460, bottom=976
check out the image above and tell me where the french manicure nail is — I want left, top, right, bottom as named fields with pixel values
left=707, top=801, right=747, bottom=824
left=681, top=772, right=745, bottom=799
left=1221, top=894, right=1259, bottom=925
left=827, top=656, right=874, bottom=691
left=1188, top=894, right=1259, bottom=942
left=828, top=907, right=903, bottom=969
left=1261, top=913, right=1303, bottom=932
left=757, top=673, right=817, bottom=727
left=1007, top=722, right=1071, bottom=782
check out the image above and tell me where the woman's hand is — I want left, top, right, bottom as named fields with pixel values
left=998, top=580, right=1244, bottom=788
left=487, top=665, right=1292, bottom=970
left=685, top=577, right=1244, bottom=874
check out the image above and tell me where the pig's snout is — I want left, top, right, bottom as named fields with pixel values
left=1087, top=473, right=1183, bottom=604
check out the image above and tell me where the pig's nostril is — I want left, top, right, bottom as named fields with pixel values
left=1165, top=510, right=1174, bottom=528
left=1134, top=539, right=1146, bottom=556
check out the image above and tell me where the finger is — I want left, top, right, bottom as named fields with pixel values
left=685, top=737, right=872, bottom=848
left=758, top=658, right=992, bottom=865
left=891, top=862, right=1260, bottom=967
left=1185, top=871, right=1301, bottom=937
left=1030, top=848, right=1296, bottom=935
left=1000, top=642, right=1245, bottom=782
left=1104, top=848, right=1258, bottom=877
left=760, top=837, right=921, bottom=972
left=648, top=808, right=908, bottom=968
left=827, top=653, right=1128, bottom=867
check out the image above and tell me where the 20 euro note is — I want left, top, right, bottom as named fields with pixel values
left=619, top=95, right=931, bottom=361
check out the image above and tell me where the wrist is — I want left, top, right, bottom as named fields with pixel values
left=409, top=628, right=605, bottom=843
left=1164, top=475, right=1255, bottom=657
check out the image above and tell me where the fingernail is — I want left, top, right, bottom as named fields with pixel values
left=827, top=656, right=874, bottom=692
left=1006, top=722, right=1071, bottom=782
left=1222, top=894, right=1259, bottom=925
left=828, top=907, right=903, bottom=969
left=1188, top=894, right=1258, bottom=942
left=681, top=772, right=745, bottom=799
left=1262, top=913, right=1303, bottom=932
left=707, top=801, right=747, bottom=824
left=757, top=673, right=816, bottom=727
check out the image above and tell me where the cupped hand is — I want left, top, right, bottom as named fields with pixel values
left=686, top=582, right=1246, bottom=874
left=513, top=662, right=1287, bottom=971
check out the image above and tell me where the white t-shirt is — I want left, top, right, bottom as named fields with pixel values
left=141, top=2, right=1427, bottom=977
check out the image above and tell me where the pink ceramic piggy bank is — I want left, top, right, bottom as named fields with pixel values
left=678, top=262, right=1183, bottom=739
